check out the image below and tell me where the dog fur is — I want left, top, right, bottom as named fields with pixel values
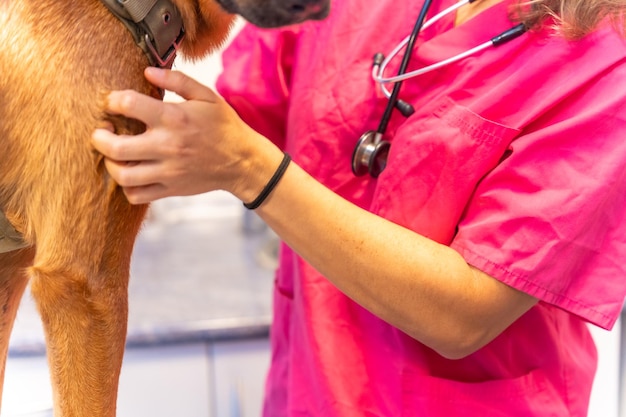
left=0, top=1, right=233, bottom=415
left=0, top=0, right=331, bottom=414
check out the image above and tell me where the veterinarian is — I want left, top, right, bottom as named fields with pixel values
left=92, top=0, right=626, bottom=415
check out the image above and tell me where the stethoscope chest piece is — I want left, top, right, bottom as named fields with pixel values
left=351, top=130, right=391, bottom=178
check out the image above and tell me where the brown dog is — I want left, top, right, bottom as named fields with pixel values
left=0, top=0, right=328, bottom=415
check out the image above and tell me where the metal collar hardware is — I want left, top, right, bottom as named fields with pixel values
left=100, top=0, right=185, bottom=68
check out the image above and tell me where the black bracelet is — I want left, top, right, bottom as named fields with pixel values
left=243, top=152, right=292, bottom=210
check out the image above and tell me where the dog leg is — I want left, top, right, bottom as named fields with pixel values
left=1, top=4, right=152, bottom=412
left=0, top=247, right=35, bottom=409
left=28, top=185, right=147, bottom=417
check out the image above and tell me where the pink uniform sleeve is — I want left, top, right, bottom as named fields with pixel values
left=451, top=60, right=626, bottom=330
left=216, top=24, right=301, bottom=149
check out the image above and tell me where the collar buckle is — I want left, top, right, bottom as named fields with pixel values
left=143, top=28, right=185, bottom=69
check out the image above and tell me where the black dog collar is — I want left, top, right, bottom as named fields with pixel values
left=100, top=0, right=185, bottom=68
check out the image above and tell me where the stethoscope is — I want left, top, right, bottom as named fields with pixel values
left=351, top=0, right=528, bottom=177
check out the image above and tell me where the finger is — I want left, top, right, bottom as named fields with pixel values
left=92, top=128, right=161, bottom=162
left=103, top=158, right=163, bottom=189
left=124, top=184, right=168, bottom=205
left=144, top=67, right=219, bottom=103
left=105, top=89, right=165, bottom=127
left=96, top=120, right=115, bottom=132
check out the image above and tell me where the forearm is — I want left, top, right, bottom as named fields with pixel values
left=242, top=145, right=537, bottom=359
left=89, top=69, right=537, bottom=358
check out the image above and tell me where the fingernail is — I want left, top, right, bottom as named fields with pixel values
left=106, top=91, right=119, bottom=106
left=145, top=67, right=164, bottom=78
left=92, top=128, right=109, bottom=139
left=108, top=90, right=133, bottom=111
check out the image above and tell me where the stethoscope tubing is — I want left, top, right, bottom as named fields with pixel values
left=376, top=0, right=434, bottom=134
left=373, top=41, right=490, bottom=96
left=353, top=0, right=527, bottom=178
left=376, top=0, right=471, bottom=87
left=375, top=24, right=527, bottom=89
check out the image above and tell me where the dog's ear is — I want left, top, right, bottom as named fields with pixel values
left=175, top=0, right=235, bottom=60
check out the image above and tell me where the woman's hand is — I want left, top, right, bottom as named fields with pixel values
left=92, top=68, right=273, bottom=204
left=254, top=155, right=538, bottom=359
left=92, top=69, right=537, bottom=359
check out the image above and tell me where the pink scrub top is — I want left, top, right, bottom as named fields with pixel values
left=216, top=0, right=626, bottom=415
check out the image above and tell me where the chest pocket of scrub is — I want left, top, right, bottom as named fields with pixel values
left=370, top=96, right=521, bottom=244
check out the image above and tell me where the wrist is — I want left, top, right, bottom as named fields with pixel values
left=243, top=152, right=291, bottom=209
left=231, top=140, right=287, bottom=207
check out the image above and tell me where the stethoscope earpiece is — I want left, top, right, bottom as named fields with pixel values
left=395, top=99, right=415, bottom=117
left=351, top=131, right=391, bottom=178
